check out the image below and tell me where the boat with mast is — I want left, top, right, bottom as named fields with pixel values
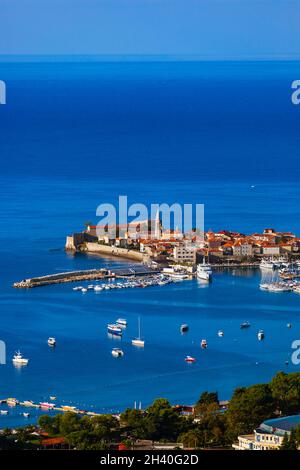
left=12, top=351, right=29, bottom=366
left=132, top=317, right=144, bottom=347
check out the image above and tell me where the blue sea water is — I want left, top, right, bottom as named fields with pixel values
left=0, top=59, right=300, bottom=427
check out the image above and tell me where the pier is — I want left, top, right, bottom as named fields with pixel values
left=13, top=268, right=112, bottom=288
left=1, top=398, right=105, bottom=417
left=13, top=266, right=160, bottom=288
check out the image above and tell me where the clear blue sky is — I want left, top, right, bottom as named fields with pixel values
left=0, top=0, right=299, bottom=58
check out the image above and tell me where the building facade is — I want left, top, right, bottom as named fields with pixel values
left=233, top=414, right=300, bottom=450
left=173, top=244, right=196, bottom=264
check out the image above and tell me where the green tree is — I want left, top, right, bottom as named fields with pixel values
left=38, top=415, right=60, bottom=435
left=91, top=415, right=119, bottom=441
left=270, top=371, right=300, bottom=415
left=145, top=398, right=185, bottom=442
left=196, top=391, right=219, bottom=406
left=194, top=393, right=219, bottom=417
left=120, top=409, right=148, bottom=439
left=226, top=383, right=275, bottom=441
left=178, top=429, right=200, bottom=449
left=280, top=430, right=298, bottom=450
left=59, top=412, right=81, bottom=436
left=65, top=429, right=91, bottom=449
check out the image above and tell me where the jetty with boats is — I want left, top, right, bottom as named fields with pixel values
left=0, top=397, right=104, bottom=417
left=13, top=266, right=160, bottom=289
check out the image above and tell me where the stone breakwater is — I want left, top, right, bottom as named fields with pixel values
left=13, top=269, right=111, bottom=288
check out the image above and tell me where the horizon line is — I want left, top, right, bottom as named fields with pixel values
left=1, top=53, right=300, bottom=63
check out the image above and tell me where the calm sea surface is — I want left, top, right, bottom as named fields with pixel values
left=0, top=60, right=300, bottom=427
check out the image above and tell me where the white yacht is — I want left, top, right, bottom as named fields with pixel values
left=260, top=258, right=276, bottom=270
left=197, top=259, right=212, bottom=281
left=12, top=351, right=29, bottom=366
left=132, top=317, right=145, bottom=347
left=94, top=285, right=103, bottom=291
left=258, top=330, right=265, bottom=341
left=111, top=348, right=124, bottom=357
left=47, top=337, right=56, bottom=346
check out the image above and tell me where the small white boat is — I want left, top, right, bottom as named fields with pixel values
left=116, top=318, right=127, bottom=327
left=287, top=323, right=292, bottom=328
left=258, top=330, right=265, bottom=341
left=180, top=324, right=189, bottom=333
left=132, top=339, right=145, bottom=347
left=218, top=330, right=224, bottom=337
left=7, top=398, right=19, bottom=406
left=111, top=348, right=124, bottom=357
left=50, top=396, right=56, bottom=401
left=201, top=339, right=207, bottom=349
left=185, top=355, right=196, bottom=363
left=0, top=410, right=8, bottom=415
left=260, top=259, right=276, bottom=270
left=12, top=351, right=29, bottom=366
left=39, top=402, right=55, bottom=409
left=81, top=288, right=88, bottom=293
left=107, top=324, right=123, bottom=336
left=132, top=317, right=145, bottom=347
left=168, top=272, right=189, bottom=280
left=73, top=286, right=83, bottom=291
left=94, top=285, right=103, bottom=291
left=47, top=337, right=56, bottom=346
left=240, top=321, right=251, bottom=329
left=22, top=412, right=30, bottom=418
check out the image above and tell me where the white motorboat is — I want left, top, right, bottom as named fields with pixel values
left=12, top=351, right=29, bottom=366
left=7, top=398, right=19, bottom=406
left=94, top=285, right=103, bottom=291
left=201, top=339, right=207, bottom=349
left=218, top=330, right=224, bottom=337
left=258, top=330, right=265, bottom=341
left=180, top=324, right=189, bottom=333
left=185, top=355, right=196, bottom=363
left=111, top=348, right=124, bottom=357
left=197, top=259, right=212, bottom=281
left=260, top=258, right=276, bottom=270
left=168, top=272, right=189, bottom=281
left=47, top=337, right=56, bottom=346
left=0, top=410, right=8, bottom=415
left=107, top=324, right=123, bottom=336
left=116, top=318, right=127, bottom=327
left=132, top=317, right=145, bottom=347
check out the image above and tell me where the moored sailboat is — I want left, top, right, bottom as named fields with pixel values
left=132, top=317, right=144, bottom=347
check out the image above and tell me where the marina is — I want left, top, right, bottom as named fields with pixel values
left=13, top=266, right=160, bottom=289
left=71, top=274, right=175, bottom=294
